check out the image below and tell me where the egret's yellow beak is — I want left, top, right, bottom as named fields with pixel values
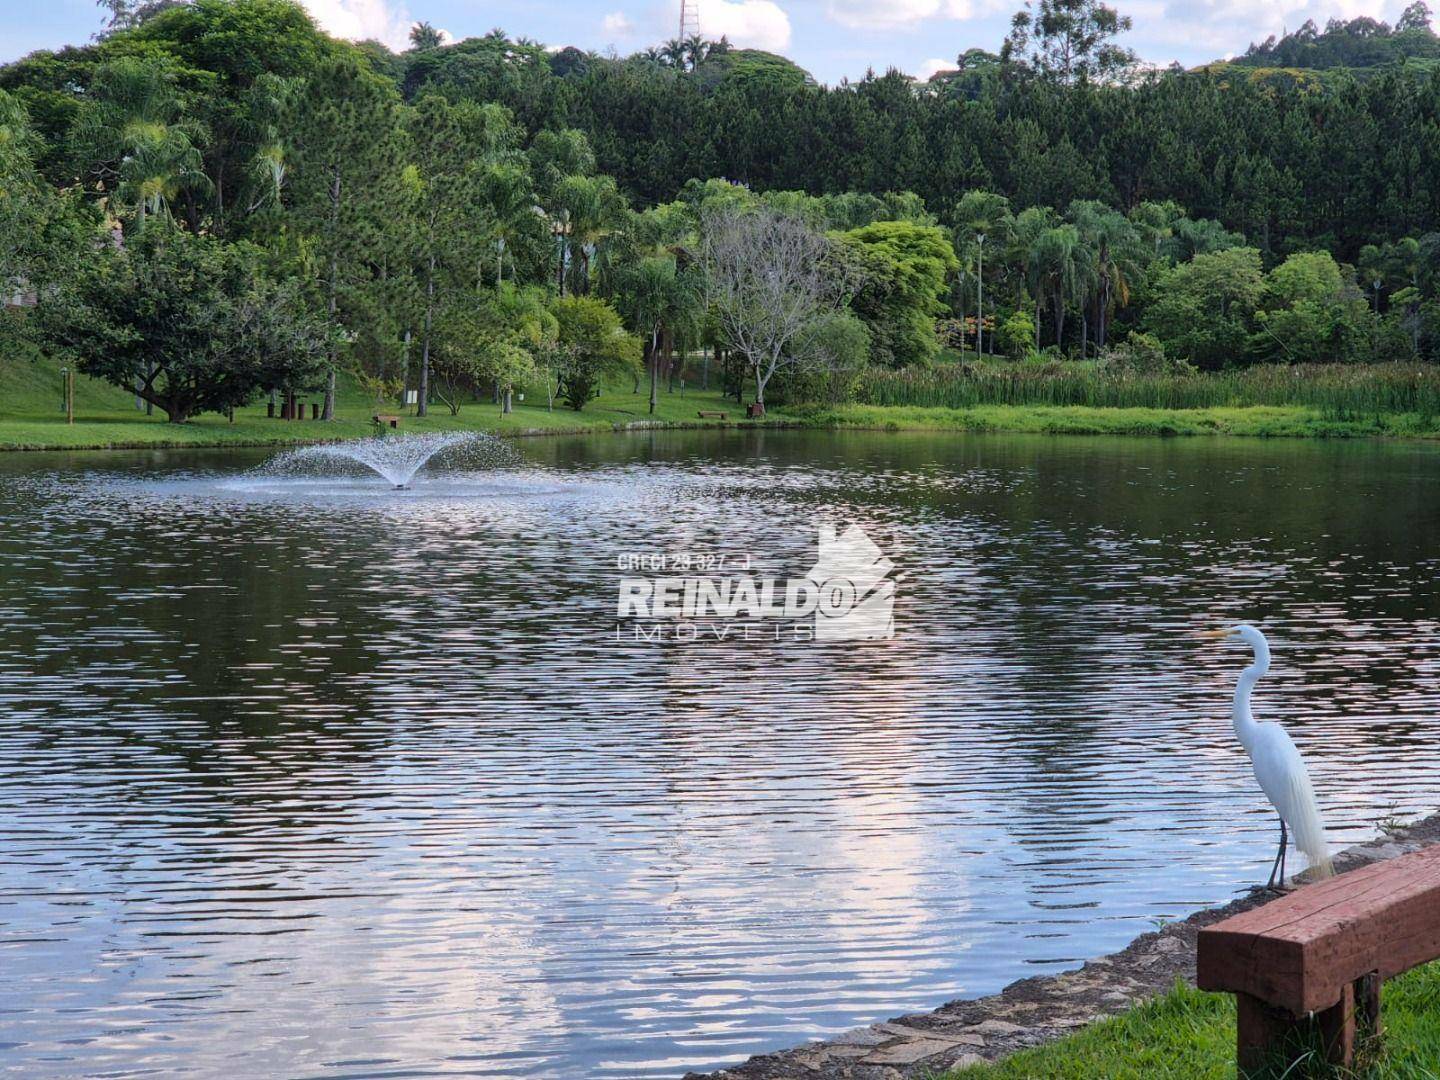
left=1199, top=627, right=1234, bottom=640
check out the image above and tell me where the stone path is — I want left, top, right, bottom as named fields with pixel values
left=685, top=813, right=1440, bottom=1080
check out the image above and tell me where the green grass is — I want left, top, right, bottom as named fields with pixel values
left=785, top=403, right=1440, bottom=439
left=5, top=350, right=1440, bottom=451
left=0, top=352, right=756, bottom=449
left=945, top=964, right=1440, bottom=1080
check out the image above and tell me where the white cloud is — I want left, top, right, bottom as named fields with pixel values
left=703, top=0, right=792, bottom=50
left=915, top=56, right=953, bottom=80
left=826, top=0, right=1004, bottom=30
left=602, top=11, right=635, bottom=38
left=942, top=0, right=1004, bottom=14
left=1135, top=0, right=1412, bottom=60
left=827, top=0, right=940, bottom=30
left=301, top=0, right=412, bottom=49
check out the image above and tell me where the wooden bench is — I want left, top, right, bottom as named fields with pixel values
left=696, top=410, right=727, bottom=419
left=1197, top=844, right=1440, bottom=1073
left=373, top=413, right=401, bottom=428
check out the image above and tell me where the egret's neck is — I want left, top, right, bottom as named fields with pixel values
left=1232, top=646, right=1270, bottom=751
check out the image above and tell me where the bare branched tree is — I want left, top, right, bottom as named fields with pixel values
left=701, top=205, right=854, bottom=407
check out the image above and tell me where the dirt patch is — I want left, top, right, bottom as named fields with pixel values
left=684, top=813, right=1440, bottom=1080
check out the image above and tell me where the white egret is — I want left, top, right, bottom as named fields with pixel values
left=1208, top=624, right=1333, bottom=888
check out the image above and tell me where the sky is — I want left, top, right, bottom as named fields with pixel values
left=0, top=0, right=1422, bottom=86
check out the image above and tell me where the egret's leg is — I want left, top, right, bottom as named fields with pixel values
left=1265, top=819, right=1285, bottom=889
left=1278, top=820, right=1288, bottom=886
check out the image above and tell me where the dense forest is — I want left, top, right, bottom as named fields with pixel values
left=6, top=0, right=1440, bottom=424
left=1234, top=7, right=1440, bottom=71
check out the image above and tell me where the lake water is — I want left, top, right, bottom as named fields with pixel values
left=2, top=429, right=1438, bottom=1078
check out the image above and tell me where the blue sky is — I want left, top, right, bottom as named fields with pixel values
left=2, top=0, right=1418, bottom=86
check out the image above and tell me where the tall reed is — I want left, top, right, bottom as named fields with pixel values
left=855, top=363, right=1440, bottom=418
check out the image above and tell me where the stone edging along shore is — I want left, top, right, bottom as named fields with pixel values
left=685, top=812, right=1440, bottom=1080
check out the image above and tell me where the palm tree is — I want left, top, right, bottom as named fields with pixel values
left=481, top=161, right=537, bottom=285
left=954, top=190, right=1012, bottom=354
left=1069, top=200, right=1143, bottom=353
left=1009, top=206, right=1058, bottom=350
left=71, top=58, right=210, bottom=229
left=235, top=74, right=296, bottom=219
left=616, top=254, right=700, bottom=413
left=554, top=173, right=628, bottom=295
left=683, top=34, right=709, bottom=70
left=1028, top=225, right=1090, bottom=349
left=661, top=38, right=687, bottom=68
left=408, top=21, right=444, bottom=50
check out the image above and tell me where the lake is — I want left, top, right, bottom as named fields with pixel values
left=2, top=428, right=1438, bottom=1078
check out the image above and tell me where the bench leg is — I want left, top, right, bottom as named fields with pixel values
left=1236, top=986, right=1358, bottom=1075
left=1236, top=993, right=1292, bottom=1074
left=1315, top=982, right=1356, bottom=1066
left=1356, top=971, right=1382, bottom=1043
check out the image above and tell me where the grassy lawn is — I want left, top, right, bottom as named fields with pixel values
left=0, top=354, right=755, bottom=449
left=6, top=354, right=1440, bottom=450
left=946, top=965, right=1440, bottom=1080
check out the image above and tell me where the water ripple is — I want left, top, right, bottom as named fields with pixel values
left=0, top=431, right=1438, bottom=1078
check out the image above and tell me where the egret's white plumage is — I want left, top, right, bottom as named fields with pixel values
left=1222, top=624, right=1333, bottom=884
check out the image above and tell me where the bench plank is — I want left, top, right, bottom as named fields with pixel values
left=1198, top=844, right=1440, bottom=1015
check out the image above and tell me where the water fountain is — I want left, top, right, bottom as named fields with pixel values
left=256, top=432, right=514, bottom=489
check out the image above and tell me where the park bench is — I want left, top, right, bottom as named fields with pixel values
left=696, top=410, right=727, bottom=419
left=1197, top=843, right=1440, bottom=1073
left=373, top=413, right=401, bottom=428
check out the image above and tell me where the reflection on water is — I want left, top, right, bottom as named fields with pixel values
left=1, top=429, right=1438, bottom=1078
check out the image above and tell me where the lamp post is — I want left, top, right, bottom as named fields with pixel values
left=975, top=232, right=987, bottom=356
left=59, top=367, right=74, bottom=424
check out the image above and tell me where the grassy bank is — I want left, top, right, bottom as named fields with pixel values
left=788, top=403, right=1440, bottom=439
left=949, top=963, right=1440, bottom=1079
left=6, top=354, right=1440, bottom=450
left=0, top=354, right=756, bottom=450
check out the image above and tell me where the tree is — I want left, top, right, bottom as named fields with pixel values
left=1002, top=0, right=1138, bottom=85
left=403, top=95, right=515, bottom=415
left=839, top=220, right=959, bottom=367
left=549, top=294, right=641, bottom=410
left=0, top=91, right=57, bottom=298
left=1068, top=199, right=1144, bottom=352
left=552, top=173, right=627, bottom=295
left=285, top=56, right=406, bottom=420
left=481, top=161, right=542, bottom=286
left=431, top=285, right=551, bottom=414
left=701, top=205, right=853, bottom=406
left=1027, top=224, right=1091, bottom=347
left=1144, top=247, right=1265, bottom=369
left=614, top=253, right=700, bottom=413
left=39, top=227, right=329, bottom=422
left=953, top=191, right=1012, bottom=354
left=69, top=58, right=210, bottom=230
left=408, top=22, right=444, bottom=51
left=95, top=0, right=189, bottom=34
left=1397, top=2, right=1433, bottom=33
left=1253, top=251, right=1367, bottom=364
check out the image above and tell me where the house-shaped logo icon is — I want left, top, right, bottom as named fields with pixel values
left=806, top=523, right=896, bottom=641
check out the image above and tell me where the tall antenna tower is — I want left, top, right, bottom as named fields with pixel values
left=678, top=0, right=700, bottom=41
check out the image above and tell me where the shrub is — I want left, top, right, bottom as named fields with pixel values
left=1099, top=332, right=1193, bottom=375
left=996, top=310, right=1036, bottom=358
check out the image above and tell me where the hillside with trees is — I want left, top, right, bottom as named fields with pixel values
left=5, top=0, right=1440, bottom=429
left=1233, top=3, right=1440, bottom=70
